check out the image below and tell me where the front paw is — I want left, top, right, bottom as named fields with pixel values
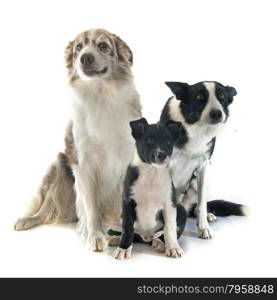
left=152, top=238, right=165, bottom=253
left=207, top=212, right=217, bottom=222
left=113, top=246, right=133, bottom=260
left=88, top=233, right=108, bottom=252
left=198, top=226, right=213, bottom=239
left=165, top=246, right=184, bottom=258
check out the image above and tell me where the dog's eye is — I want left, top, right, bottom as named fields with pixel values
left=98, top=42, right=108, bottom=50
left=218, top=92, right=225, bottom=100
left=76, top=43, right=83, bottom=51
left=196, top=93, right=205, bottom=100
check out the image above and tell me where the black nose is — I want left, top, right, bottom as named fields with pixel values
left=209, top=110, right=222, bottom=123
left=80, top=53, right=95, bottom=66
left=157, top=152, right=167, bottom=162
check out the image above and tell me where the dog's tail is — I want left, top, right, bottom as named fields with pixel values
left=189, top=200, right=250, bottom=217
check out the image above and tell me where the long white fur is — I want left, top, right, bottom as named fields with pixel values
left=71, top=78, right=140, bottom=250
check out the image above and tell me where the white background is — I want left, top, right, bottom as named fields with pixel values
left=0, top=0, right=277, bottom=277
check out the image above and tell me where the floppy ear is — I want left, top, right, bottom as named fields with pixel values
left=165, top=120, right=183, bottom=141
left=64, top=40, right=74, bottom=70
left=113, top=34, right=133, bottom=65
left=226, top=86, right=237, bottom=105
left=130, top=118, right=148, bottom=140
left=64, top=40, right=77, bottom=82
left=165, top=82, right=189, bottom=100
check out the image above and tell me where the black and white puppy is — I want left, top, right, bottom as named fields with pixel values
left=113, top=118, right=187, bottom=259
left=160, top=81, right=246, bottom=239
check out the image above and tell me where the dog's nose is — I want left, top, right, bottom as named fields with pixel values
left=157, top=152, right=167, bottom=162
left=209, top=109, right=222, bottom=123
left=80, top=53, right=95, bottom=66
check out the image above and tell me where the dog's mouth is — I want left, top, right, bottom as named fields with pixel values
left=151, top=157, right=170, bottom=168
left=82, top=66, right=108, bottom=76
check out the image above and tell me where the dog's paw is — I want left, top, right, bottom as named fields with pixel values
left=207, top=213, right=217, bottom=222
left=14, top=217, right=40, bottom=231
left=113, top=246, right=133, bottom=260
left=152, top=238, right=165, bottom=253
left=165, top=246, right=184, bottom=258
left=108, top=235, right=121, bottom=247
left=88, top=235, right=108, bottom=252
left=198, top=227, right=213, bottom=239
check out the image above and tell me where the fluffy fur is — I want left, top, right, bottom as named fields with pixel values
left=15, top=29, right=142, bottom=253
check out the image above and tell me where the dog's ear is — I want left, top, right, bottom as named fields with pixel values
left=64, top=40, right=74, bottom=71
left=225, top=86, right=237, bottom=105
left=130, top=118, right=148, bottom=140
left=165, top=120, right=183, bottom=141
left=165, top=82, right=189, bottom=100
left=113, top=34, right=133, bottom=65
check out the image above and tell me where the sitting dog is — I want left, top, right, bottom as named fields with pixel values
left=15, top=29, right=142, bottom=252
left=160, top=81, right=249, bottom=239
left=113, top=118, right=187, bottom=259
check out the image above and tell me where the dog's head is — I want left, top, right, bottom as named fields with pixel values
left=130, top=118, right=185, bottom=167
left=165, top=81, right=237, bottom=125
left=65, top=29, right=133, bottom=82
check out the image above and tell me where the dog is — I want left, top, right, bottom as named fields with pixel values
left=14, top=29, right=142, bottom=252
left=112, top=118, right=187, bottom=259
left=160, top=81, right=249, bottom=239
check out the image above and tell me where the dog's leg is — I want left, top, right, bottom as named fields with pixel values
left=163, top=205, right=184, bottom=258
left=15, top=152, right=77, bottom=231
left=14, top=193, right=56, bottom=231
left=14, top=214, right=44, bottom=231
left=196, top=161, right=213, bottom=239
left=113, top=201, right=135, bottom=259
left=176, top=204, right=187, bottom=238
left=75, top=188, right=87, bottom=240
left=73, top=166, right=107, bottom=252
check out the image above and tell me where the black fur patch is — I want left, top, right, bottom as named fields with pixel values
left=176, top=204, right=187, bottom=238
left=118, top=165, right=139, bottom=249
left=207, top=137, right=216, bottom=159
left=159, top=98, right=188, bottom=149
left=107, top=229, right=121, bottom=236
left=171, top=183, right=177, bottom=207
left=189, top=200, right=245, bottom=217
left=207, top=200, right=245, bottom=216
left=119, top=199, right=137, bottom=249
left=160, top=97, right=173, bottom=124
left=156, top=209, right=164, bottom=224
left=58, top=152, right=75, bottom=182
left=123, top=165, right=139, bottom=202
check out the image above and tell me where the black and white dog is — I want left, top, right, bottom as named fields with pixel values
left=160, top=81, right=249, bottom=239
left=113, top=118, right=187, bottom=259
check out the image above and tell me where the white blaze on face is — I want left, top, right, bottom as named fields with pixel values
left=202, top=82, right=226, bottom=123
left=75, top=45, right=94, bottom=81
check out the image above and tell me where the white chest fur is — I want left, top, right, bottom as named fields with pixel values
left=169, top=147, right=206, bottom=194
left=168, top=97, right=221, bottom=193
left=131, top=164, right=172, bottom=236
left=71, top=80, right=140, bottom=185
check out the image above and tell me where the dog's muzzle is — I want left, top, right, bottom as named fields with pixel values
left=80, top=53, right=107, bottom=76
left=209, top=109, right=223, bottom=124
left=80, top=53, right=95, bottom=66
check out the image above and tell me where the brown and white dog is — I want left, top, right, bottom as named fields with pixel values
left=14, top=29, right=142, bottom=251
